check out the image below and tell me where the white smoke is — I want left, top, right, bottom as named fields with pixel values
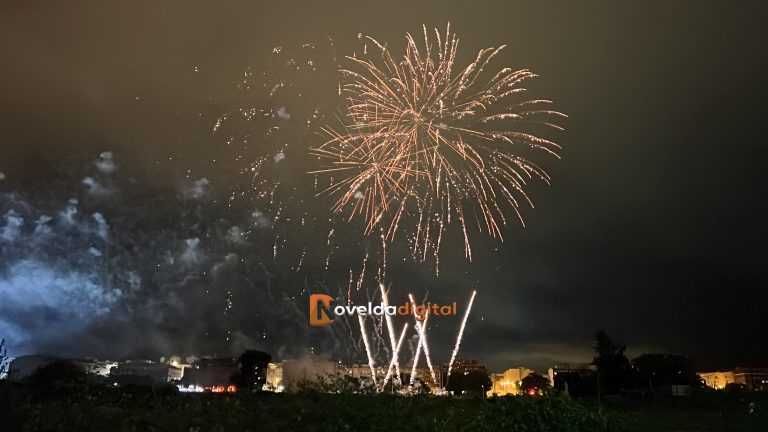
left=0, top=261, right=120, bottom=351
left=180, top=238, right=202, bottom=264
left=226, top=226, right=244, bottom=244
left=59, top=199, right=79, bottom=225
left=184, top=178, right=209, bottom=199
left=95, top=151, right=117, bottom=174
left=82, top=176, right=112, bottom=196
left=92, top=213, right=109, bottom=239
left=1, top=210, right=23, bottom=242
left=251, top=210, right=272, bottom=228
left=276, top=106, right=291, bottom=120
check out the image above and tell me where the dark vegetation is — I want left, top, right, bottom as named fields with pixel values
left=0, top=381, right=609, bottom=432
left=2, top=379, right=768, bottom=432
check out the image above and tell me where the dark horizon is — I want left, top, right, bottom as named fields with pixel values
left=1, top=1, right=767, bottom=374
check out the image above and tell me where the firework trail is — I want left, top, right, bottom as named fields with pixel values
left=358, top=314, right=377, bottom=385
left=408, top=293, right=436, bottom=388
left=312, top=24, right=565, bottom=269
left=446, top=290, right=477, bottom=382
left=380, top=283, right=402, bottom=382
left=380, top=323, right=409, bottom=391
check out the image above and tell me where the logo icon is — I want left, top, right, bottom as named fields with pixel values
left=309, top=294, right=334, bottom=327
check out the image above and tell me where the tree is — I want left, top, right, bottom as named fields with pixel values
left=592, top=330, right=631, bottom=394
left=26, top=360, right=86, bottom=386
left=521, top=373, right=551, bottom=395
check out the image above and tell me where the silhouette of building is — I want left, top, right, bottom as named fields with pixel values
left=234, top=350, right=271, bottom=392
left=180, top=357, right=238, bottom=391
left=110, top=360, right=183, bottom=386
left=547, top=362, right=598, bottom=397
left=73, top=358, right=118, bottom=377
left=280, top=358, right=343, bottom=392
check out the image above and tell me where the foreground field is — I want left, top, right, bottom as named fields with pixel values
left=1, top=383, right=766, bottom=431
left=602, top=393, right=768, bottom=432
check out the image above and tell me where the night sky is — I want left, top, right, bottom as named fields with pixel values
left=1, top=1, right=767, bottom=373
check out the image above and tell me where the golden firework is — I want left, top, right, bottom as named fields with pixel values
left=312, top=24, right=565, bottom=264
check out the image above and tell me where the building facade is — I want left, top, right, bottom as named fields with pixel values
left=700, top=368, right=768, bottom=391
left=488, top=367, right=535, bottom=397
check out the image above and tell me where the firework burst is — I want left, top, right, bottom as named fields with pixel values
left=313, top=24, right=565, bottom=266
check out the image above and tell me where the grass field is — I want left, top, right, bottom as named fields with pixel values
left=601, top=393, right=768, bottom=432
left=1, top=383, right=766, bottom=431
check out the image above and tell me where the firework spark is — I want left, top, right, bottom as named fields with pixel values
left=408, top=293, right=436, bottom=388
left=358, top=314, right=377, bottom=385
left=446, top=290, right=477, bottom=382
left=380, top=323, right=409, bottom=391
left=313, top=24, right=565, bottom=267
left=380, top=283, right=402, bottom=382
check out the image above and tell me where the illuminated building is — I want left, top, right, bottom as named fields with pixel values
left=265, top=362, right=283, bottom=391
left=699, top=368, right=768, bottom=391
left=487, top=367, right=534, bottom=397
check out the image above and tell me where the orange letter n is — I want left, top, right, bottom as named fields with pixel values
left=309, top=294, right=334, bottom=327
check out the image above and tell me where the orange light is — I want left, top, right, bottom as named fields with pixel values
left=211, top=386, right=225, bottom=393
left=227, top=385, right=237, bottom=393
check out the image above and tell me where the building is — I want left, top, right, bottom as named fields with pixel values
left=487, top=367, right=534, bottom=397
left=280, top=358, right=343, bottom=392
left=631, top=354, right=697, bottom=395
left=700, top=368, right=768, bottom=391
left=236, top=350, right=271, bottom=392
left=9, top=355, right=123, bottom=383
left=74, top=358, right=118, bottom=377
left=548, top=363, right=598, bottom=397
left=266, top=362, right=283, bottom=391
left=160, top=356, right=191, bottom=378
left=436, top=359, right=490, bottom=396
left=110, top=360, right=183, bottom=386
left=180, top=357, right=238, bottom=391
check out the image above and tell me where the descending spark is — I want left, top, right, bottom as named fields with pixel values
left=380, top=323, right=409, bottom=391
left=295, top=247, right=306, bottom=273
left=312, top=24, right=565, bottom=266
left=358, top=314, right=377, bottom=385
left=446, top=290, right=477, bottom=382
left=379, top=283, right=401, bottom=382
left=347, top=269, right=354, bottom=306
left=356, top=249, right=368, bottom=291
left=324, top=228, right=335, bottom=271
